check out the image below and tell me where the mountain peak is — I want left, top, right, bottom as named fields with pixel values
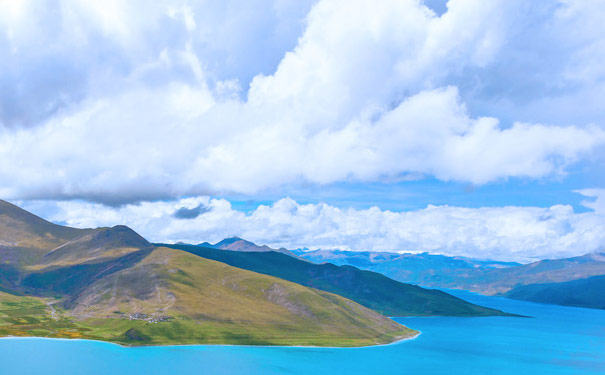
left=215, top=236, right=247, bottom=246
left=90, top=225, right=151, bottom=249
left=0, top=200, right=150, bottom=268
left=207, top=237, right=295, bottom=256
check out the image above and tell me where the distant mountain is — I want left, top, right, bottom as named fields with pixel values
left=295, top=248, right=605, bottom=299
left=425, top=252, right=605, bottom=295
left=200, top=237, right=296, bottom=256
left=0, top=199, right=413, bottom=346
left=162, top=243, right=515, bottom=317
left=505, top=275, right=605, bottom=310
left=294, top=249, right=520, bottom=289
left=294, top=249, right=519, bottom=269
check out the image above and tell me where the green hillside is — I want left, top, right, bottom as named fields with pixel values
left=0, top=248, right=413, bottom=346
left=161, top=244, right=514, bottom=317
left=30, top=225, right=152, bottom=270
left=0, top=200, right=91, bottom=267
left=0, top=199, right=414, bottom=346
left=70, top=247, right=412, bottom=346
left=0, top=200, right=87, bottom=246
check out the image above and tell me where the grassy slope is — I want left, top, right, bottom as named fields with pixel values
left=0, top=200, right=418, bottom=346
left=505, top=275, right=605, bottom=310
left=0, top=199, right=415, bottom=347
left=29, top=225, right=152, bottom=270
left=20, top=248, right=154, bottom=302
left=0, top=200, right=91, bottom=267
left=0, top=200, right=87, bottom=248
left=0, top=200, right=152, bottom=271
left=162, top=244, right=512, bottom=317
left=0, top=291, right=90, bottom=340
left=0, top=248, right=415, bottom=346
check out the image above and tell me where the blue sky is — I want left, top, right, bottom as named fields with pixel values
left=224, top=172, right=602, bottom=214
left=1, top=0, right=604, bottom=261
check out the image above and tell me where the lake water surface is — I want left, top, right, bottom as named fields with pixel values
left=2, top=290, right=604, bottom=374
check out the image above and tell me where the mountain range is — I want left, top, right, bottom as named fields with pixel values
left=0, top=199, right=513, bottom=346
left=293, top=249, right=520, bottom=289
left=0, top=200, right=413, bottom=346
left=294, top=248, right=605, bottom=309
left=160, top=243, right=512, bottom=317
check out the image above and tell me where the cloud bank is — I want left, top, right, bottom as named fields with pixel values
left=21, top=189, right=605, bottom=262
left=1, top=0, right=604, bottom=203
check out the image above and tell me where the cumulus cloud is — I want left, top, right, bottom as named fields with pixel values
left=0, top=0, right=604, bottom=203
left=19, top=189, right=605, bottom=263
left=0, top=0, right=315, bottom=128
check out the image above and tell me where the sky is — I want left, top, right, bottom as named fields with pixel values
left=1, top=0, right=604, bottom=262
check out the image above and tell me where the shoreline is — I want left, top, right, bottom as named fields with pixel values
left=0, top=330, right=421, bottom=350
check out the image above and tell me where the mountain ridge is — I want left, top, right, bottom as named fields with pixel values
left=504, top=275, right=605, bottom=310
left=294, top=247, right=605, bottom=309
left=0, top=199, right=414, bottom=346
left=160, top=243, right=516, bottom=317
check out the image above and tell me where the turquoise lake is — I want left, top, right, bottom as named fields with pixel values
left=1, top=290, right=604, bottom=374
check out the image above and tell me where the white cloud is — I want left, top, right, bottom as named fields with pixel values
left=0, top=0, right=315, bottom=128
left=576, top=188, right=605, bottom=214
left=1, top=0, right=604, bottom=203
left=19, top=189, right=605, bottom=263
